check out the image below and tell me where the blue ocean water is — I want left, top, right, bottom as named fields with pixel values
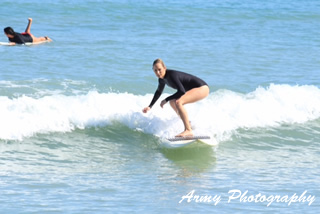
left=0, top=0, right=319, bottom=213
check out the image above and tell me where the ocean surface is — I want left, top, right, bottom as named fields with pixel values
left=0, top=0, right=319, bottom=213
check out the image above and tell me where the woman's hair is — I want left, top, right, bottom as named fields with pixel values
left=4, top=27, right=15, bottom=36
left=153, top=58, right=166, bottom=68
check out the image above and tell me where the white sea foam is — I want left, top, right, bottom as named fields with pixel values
left=1, top=84, right=320, bottom=141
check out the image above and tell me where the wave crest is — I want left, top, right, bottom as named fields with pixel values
left=1, top=84, right=320, bottom=141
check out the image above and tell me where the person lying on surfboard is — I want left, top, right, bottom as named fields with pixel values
left=3, top=18, right=52, bottom=45
left=142, top=58, right=210, bottom=137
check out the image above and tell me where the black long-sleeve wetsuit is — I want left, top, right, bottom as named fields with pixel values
left=148, top=69, right=208, bottom=108
left=8, top=33, right=33, bottom=44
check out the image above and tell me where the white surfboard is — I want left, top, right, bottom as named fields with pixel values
left=25, top=40, right=51, bottom=46
left=0, top=42, right=11, bottom=46
left=0, top=40, right=51, bottom=46
left=160, top=135, right=217, bottom=148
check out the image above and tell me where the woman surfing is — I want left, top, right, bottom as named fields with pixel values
left=142, top=59, right=210, bottom=137
left=3, top=18, right=52, bottom=45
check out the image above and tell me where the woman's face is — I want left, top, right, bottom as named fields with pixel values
left=4, top=33, right=14, bottom=39
left=153, top=63, right=166, bottom=79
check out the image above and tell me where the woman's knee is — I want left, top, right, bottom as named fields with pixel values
left=175, top=99, right=184, bottom=107
left=203, top=85, right=210, bottom=96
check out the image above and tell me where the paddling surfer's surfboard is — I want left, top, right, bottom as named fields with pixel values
left=0, top=40, right=51, bottom=46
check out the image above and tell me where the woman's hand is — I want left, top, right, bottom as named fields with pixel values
left=142, top=107, right=151, bottom=113
left=160, top=100, right=167, bottom=108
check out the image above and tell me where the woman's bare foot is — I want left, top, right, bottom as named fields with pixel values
left=175, top=130, right=193, bottom=138
left=45, top=36, right=52, bottom=42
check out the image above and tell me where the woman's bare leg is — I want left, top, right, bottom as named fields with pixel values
left=25, top=18, right=32, bottom=34
left=31, top=35, right=52, bottom=43
left=174, top=85, right=210, bottom=137
left=25, top=18, right=52, bottom=43
left=169, top=100, right=180, bottom=116
left=170, top=99, right=195, bottom=128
